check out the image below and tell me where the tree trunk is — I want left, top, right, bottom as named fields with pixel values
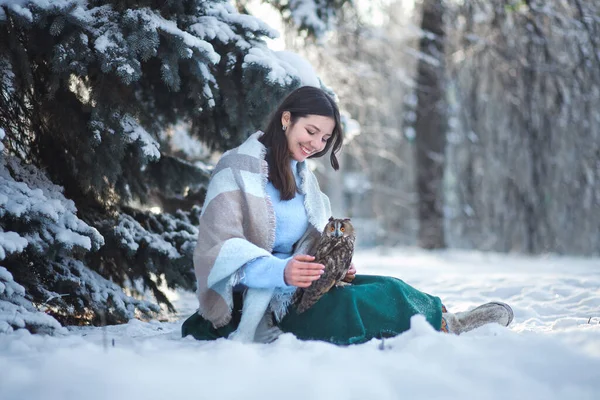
left=415, top=0, right=447, bottom=249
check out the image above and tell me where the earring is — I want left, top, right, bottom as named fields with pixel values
left=282, top=125, right=287, bottom=131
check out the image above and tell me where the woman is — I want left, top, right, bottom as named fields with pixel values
left=182, top=86, right=513, bottom=345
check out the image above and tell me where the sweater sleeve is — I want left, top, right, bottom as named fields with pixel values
left=240, top=255, right=294, bottom=288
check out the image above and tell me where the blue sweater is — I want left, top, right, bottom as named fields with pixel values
left=239, top=160, right=309, bottom=288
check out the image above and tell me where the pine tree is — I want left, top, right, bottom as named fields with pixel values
left=0, top=0, right=317, bottom=329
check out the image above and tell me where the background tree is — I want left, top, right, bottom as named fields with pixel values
left=414, top=0, right=447, bottom=249
left=444, top=0, right=600, bottom=255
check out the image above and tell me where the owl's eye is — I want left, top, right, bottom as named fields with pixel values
left=329, top=226, right=335, bottom=231
left=340, top=227, right=345, bottom=232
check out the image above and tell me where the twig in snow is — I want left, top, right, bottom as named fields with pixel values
left=99, top=308, right=108, bottom=352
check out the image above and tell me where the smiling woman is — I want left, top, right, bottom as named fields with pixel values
left=182, top=86, right=513, bottom=344
left=258, top=86, right=343, bottom=201
left=283, top=114, right=334, bottom=162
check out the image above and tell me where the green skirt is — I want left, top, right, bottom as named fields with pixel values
left=181, top=275, right=444, bottom=345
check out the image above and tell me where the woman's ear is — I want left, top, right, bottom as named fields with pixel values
left=281, top=111, right=291, bottom=128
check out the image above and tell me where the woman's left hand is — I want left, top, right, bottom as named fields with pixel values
left=344, top=263, right=356, bottom=282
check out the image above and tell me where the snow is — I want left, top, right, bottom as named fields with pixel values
left=120, top=115, right=161, bottom=160
left=197, top=62, right=217, bottom=108
left=244, top=46, right=297, bottom=86
left=0, top=231, right=27, bottom=260
left=0, top=157, right=105, bottom=255
left=0, top=267, right=25, bottom=297
left=0, top=298, right=65, bottom=335
left=0, top=0, right=87, bottom=21
left=94, top=31, right=121, bottom=53
left=0, top=267, right=66, bottom=335
left=136, top=8, right=220, bottom=65
left=6, top=3, right=32, bottom=21
left=166, top=123, right=212, bottom=160
left=190, top=2, right=278, bottom=46
left=113, top=214, right=182, bottom=259
left=55, top=229, right=92, bottom=251
left=244, top=46, right=321, bottom=87
left=274, top=50, right=320, bottom=87
left=1, top=247, right=599, bottom=399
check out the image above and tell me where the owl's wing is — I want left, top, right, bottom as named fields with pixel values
left=333, top=240, right=355, bottom=282
left=296, top=267, right=337, bottom=314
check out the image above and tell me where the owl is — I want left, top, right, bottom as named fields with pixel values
left=294, top=217, right=356, bottom=314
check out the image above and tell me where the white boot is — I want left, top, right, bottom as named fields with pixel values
left=443, top=302, right=513, bottom=335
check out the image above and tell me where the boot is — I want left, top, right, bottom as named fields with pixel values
left=443, top=302, right=513, bottom=335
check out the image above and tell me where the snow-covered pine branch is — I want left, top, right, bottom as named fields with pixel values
left=0, top=266, right=65, bottom=335
left=0, top=155, right=161, bottom=329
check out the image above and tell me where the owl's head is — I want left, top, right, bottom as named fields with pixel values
left=324, top=217, right=355, bottom=238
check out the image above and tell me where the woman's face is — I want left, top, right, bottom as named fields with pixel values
left=282, top=113, right=335, bottom=162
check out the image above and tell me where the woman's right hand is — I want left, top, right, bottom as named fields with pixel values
left=284, top=255, right=324, bottom=288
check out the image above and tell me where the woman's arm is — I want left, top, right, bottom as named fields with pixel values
left=241, top=256, right=290, bottom=288
left=241, top=254, right=324, bottom=288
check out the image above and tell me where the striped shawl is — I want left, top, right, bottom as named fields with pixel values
left=193, top=131, right=331, bottom=342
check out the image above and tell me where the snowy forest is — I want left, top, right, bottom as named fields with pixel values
left=1, top=0, right=599, bottom=338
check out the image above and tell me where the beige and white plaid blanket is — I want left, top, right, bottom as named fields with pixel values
left=193, top=131, right=331, bottom=342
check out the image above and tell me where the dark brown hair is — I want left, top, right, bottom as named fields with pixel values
left=259, top=86, right=343, bottom=200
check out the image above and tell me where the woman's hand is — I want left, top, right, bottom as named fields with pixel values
left=284, top=255, right=324, bottom=288
left=343, top=263, right=356, bottom=282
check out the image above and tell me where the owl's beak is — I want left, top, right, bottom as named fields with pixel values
left=333, top=230, right=343, bottom=238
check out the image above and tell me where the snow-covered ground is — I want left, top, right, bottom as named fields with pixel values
left=1, top=248, right=599, bottom=400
